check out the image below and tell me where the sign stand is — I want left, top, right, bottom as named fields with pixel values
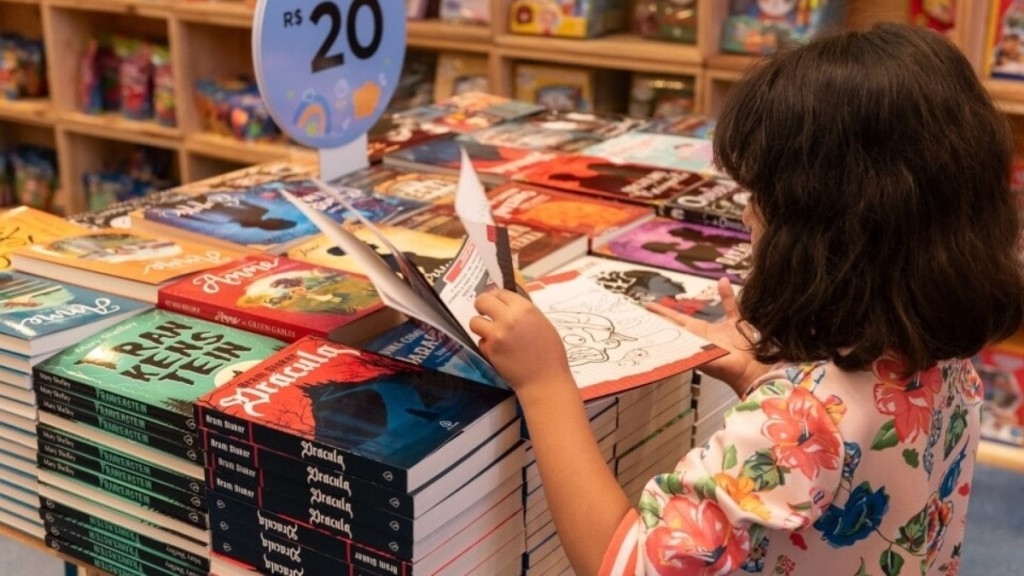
left=318, top=133, right=369, bottom=182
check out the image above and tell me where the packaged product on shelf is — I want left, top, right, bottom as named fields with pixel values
left=82, top=146, right=177, bottom=212
left=634, top=0, right=698, bottom=43
left=387, top=50, right=437, bottom=114
left=115, top=37, right=156, bottom=121
left=406, top=0, right=440, bottom=20
left=433, top=51, right=490, bottom=101
left=628, top=73, right=696, bottom=119
left=194, top=78, right=282, bottom=142
left=7, top=145, right=58, bottom=212
left=985, top=0, right=1024, bottom=80
left=151, top=45, right=175, bottom=127
left=0, top=34, right=47, bottom=100
left=508, top=0, right=628, bottom=38
left=972, top=333, right=1024, bottom=447
left=439, top=0, right=491, bottom=23
left=909, top=0, right=956, bottom=35
left=514, top=62, right=623, bottom=113
left=719, top=0, right=846, bottom=55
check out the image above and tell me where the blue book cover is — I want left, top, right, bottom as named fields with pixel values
left=137, top=179, right=429, bottom=252
left=0, top=271, right=150, bottom=357
left=581, top=131, right=722, bottom=176
left=363, top=320, right=498, bottom=385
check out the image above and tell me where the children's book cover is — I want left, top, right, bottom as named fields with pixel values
left=332, top=165, right=459, bottom=205
left=524, top=270, right=724, bottom=401
left=985, top=0, right=1024, bottom=79
left=363, top=320, right=496, bottom=385
left=552, top=254, right=733, bottom=323
left=194, top=335, right=516, bottom=491
left=394, top=91, right=546, bottom=133
left=459, top=109, right=645, bottom=154
left=513, top=154, right=706, bottom=207
left=9, top=229, right=249, bottom=303
left=367, top=112, right=455, bottom=163
left=719, top=0, right=846, bottom=55
left=0, top=206, right=87, bottom=270
left=637, top=113, right=716, bottom=138
left=158, top=254, right=403, bottom=345
left=0, top=271, right=150, bottom=356
left=657, top=178, right=750, bottom=232
left=593, top=217, right=752, bottom=284
left=433, top=51, right=490, bottom=101
left=383, top=137, right=563, bottom=185
left=486, top=181, right=655, bottom=247
left=33, top=308, right=286, bottom=431
left=581, top=131, right=719, bottom=176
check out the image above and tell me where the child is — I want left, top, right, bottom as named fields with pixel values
left=470, top=23, right=1024, bottom=576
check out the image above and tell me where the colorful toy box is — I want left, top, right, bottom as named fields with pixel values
left=508, top=0, right=628, bottom=38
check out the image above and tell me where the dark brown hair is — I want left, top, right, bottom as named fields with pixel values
left=714, top=22, right=1024, bottom=373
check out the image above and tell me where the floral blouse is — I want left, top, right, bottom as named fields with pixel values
left=601, top=357, right=982, bottom=576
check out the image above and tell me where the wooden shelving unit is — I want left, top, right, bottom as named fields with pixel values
left=978, top=440, right=1024, bottom=474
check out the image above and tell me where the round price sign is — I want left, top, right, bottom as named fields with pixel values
left=252, top=0, right=406, bottom=149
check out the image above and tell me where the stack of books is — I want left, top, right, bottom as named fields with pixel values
left=0, top=271, right=149, bottom=541
left=31, top=308, right=286, bottom=574
left=195, top=336, right=526, bottom=575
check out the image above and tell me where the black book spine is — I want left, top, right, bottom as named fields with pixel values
left=207, top=489, right=411, bottom=573
left=37, top=454, right=208, bottom=530
left=33, top=366, right=196, bottom=432
left=208, top=464, right=416, bottom=544
left=211, top=530, right=357, bottom=576
left=197, top=404, right=408, bottom=491
left=36, top=424, right=205, bottom=499
left=44, top=523, right=207, bottom=576
left=44, top=534, right=169, bottom=576
left=656, top=203, right=747, bottom=233
left=204, top=430, right=415, bottom=517
left=35, top=382, right=201, bottom=447
left=39, top=505, right=209, bottom=572
left=36, top=398, right=203, bottom=464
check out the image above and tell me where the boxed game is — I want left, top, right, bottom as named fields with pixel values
left=720, top=0, right=846, bottom=55
left=508, top=0, right=628, bottom=38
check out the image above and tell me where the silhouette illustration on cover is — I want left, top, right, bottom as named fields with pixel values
left=301, top=367, right=469, bottom=462
left=627, top=221, right=751, bottom=281
left=0, top=274, right=73, bottom=313
left=589, top=268, right=725, bottom=322
left=46, top=233, right=181, bottom=263
left=236, top=269, right=379, bottom=315
left=542, top=157, right=702, bottom=199
left=182, top=192, right=296, bottom=231
left=326, top=244, right=453, bottom=283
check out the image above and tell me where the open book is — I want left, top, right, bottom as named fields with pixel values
left=283, top=149, right=726, bottom=400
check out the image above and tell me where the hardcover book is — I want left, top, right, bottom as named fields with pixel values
left=158, top=254, right=403, bottom=345
left=522, top=270, right=725, bottom=401
left=8, top=228, right=250, bottom=303
left=383, top=136, right=563, bottom=185
left=33, top=308, right=286, bottom=434
left=593, top=217, right=753, bottom=284
left=194, top=335, right=517, bottom=492
left=0, top=206, right=87, bottom=270
left=581, top=131, right=721, bottom=176
left=487, top=181, right=655, bottom=248
left=552, top=254, right=732, bottom=323
left=512, top=154, right=706, bottom=208
left=0, top=271, right=150, bottom=356
left=656, top=177, right=750, bottom=232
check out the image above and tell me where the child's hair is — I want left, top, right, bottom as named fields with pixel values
left=713, top=22, right=1024, bottom=374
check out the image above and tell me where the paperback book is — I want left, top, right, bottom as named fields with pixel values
left=458, top=108, right=645, bottom=154
left=366, top=110, right=455, bottom=163
left=486, top=181, right=655, bottom=248
left=392, top=91, right=546, bottom=134
left=581, top=131, right=721, bottom=176
left=0, top=206, right=87, bottom=270
left=33, top=308, right=286, bottom=434
left=0, top=271, right=150, bottom=357
left=8, top=228, right=250, bottom=303
left=657, top=177, right=749, bottom=232
left=158, top=254, right=403, bottom=344
left=194, top=335, right=517, bottom=493
left=331, top=164, right=459, bottom=205
left=383, top=136, right=563, bottom=185
left=594, top=216, right=753, bottom=284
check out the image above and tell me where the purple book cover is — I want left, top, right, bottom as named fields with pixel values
left=594, top=217, right=752, bottom=284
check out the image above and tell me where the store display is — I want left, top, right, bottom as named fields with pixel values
left=0, top=34, right=46, bottom=100
left=628, top=73, right=696, bottom=118
left=985, top=0, right=1024, bottom=80
left=433, top=51, right=490, bottom=101
left=508, top=0, right=628, bottom=38
left=720, top=0, right=847, bottom=55
left=634, top=0, right=698, bottom=43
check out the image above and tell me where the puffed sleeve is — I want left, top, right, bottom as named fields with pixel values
left=600, top=377, right=845, bottom=576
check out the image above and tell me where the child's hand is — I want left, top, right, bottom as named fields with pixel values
left=471, top=288, right=574, bottom=396
left=646, top=277, right=770, bottom=396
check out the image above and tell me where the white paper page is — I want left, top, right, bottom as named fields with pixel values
left=453, top=147, right=517, bottom=291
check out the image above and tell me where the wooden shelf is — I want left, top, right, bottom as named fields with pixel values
left=0, top=98, right=54, bottom=126
left=978, top=440, right=1024, bottom=474
left=184, top=131, right=314, bottom=165
left=495, top=32, right=702, bottom=71
left=0, top=523, right=110, bottom=576
left=59, top=111, right=181, bottom=148
left=173, top=0, right=252, bottom=28
left=46, top=0, right=172, bottom=18
left=407, top=20, right=492, bottom=52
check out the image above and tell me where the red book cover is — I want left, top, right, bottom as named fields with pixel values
left=487, top=182, right=655, bottom=248
left=383, top=137, right=563, bottom=185
left=194, top=336, right=517, bottom=492
left=158, top=254, right=403, bottom=345
left=514, top=154, right=707, bottom=207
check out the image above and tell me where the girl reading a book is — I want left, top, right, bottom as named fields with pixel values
left=470, top=23, right=1024, bottom=576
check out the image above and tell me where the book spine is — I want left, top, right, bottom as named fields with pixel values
left=38, top=497, right=208, bottom=568
left=196, top=405, right=408, bottom=491
left=211, top=531, right=357, bottom=576
left=655, top=204, right=747, bottom=233
left=207, top=489, right=412, bottom=573
left=35, top=395, right=203, bottom=465
left=204, top=429, right=416, bottom=517
left=38, top=438, right=205, bottom=510
left=37, top=453, right=208, bottom=531
left=158, top=292, right=307, bottom=342
left=39, top=505, right=210, bottom=571
left=44, top=522, right=207, bottom=576
left=37, top=423, right=205, bottom=498
left=35, top=382, right=201, bottom=449
left=45, top=533, right=183, bottom=576
left=207, top=463, right=416, bottom=545
left=33, top=366, right=196, bottom=433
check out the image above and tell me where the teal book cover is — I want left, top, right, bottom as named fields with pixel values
left=0, top=271, right=150, bottom=357
left=33, top=309, right=286, bottom=430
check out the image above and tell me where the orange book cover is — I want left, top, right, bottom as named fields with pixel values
left=0, top=206, right=87, bottom=269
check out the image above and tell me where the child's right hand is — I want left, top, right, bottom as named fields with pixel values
left=646, top=277, right=771, bottom=396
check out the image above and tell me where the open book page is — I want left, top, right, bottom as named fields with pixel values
left=525, top=270, right=727, bottom=401
left=453, top=147, right=518, bottom=292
